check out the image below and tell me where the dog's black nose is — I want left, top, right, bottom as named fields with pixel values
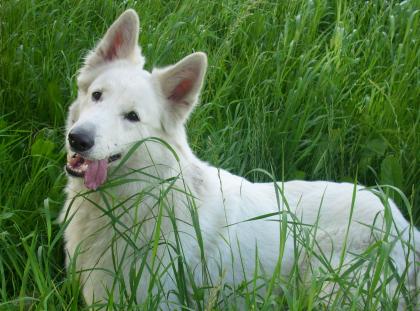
left=68, top=129, right=94, bottom=152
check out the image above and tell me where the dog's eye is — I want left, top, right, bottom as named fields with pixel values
left=92, top=91, right=102, bottom=101
left=124, top=111, right=140, bottom=122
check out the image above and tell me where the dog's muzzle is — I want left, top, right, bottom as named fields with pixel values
left=65, top=153, right=122, bottom=178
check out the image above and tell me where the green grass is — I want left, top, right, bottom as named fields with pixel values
left=0, top=0, right=419, bottom=309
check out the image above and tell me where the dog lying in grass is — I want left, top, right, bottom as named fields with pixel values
left=61, top=9, right=419, bottom=310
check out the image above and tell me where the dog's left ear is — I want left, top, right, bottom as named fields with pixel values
left=152, top=52, right=207, bottom=126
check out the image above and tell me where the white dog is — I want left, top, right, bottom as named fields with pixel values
left=61, top=9, right=419, bottom=309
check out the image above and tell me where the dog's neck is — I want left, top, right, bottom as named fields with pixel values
left=106, top=128, right=208, bottom=195
left=159, top=128, right=207, bottom=179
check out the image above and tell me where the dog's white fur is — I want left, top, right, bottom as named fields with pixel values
left=61, top=9, right=419, bottom=309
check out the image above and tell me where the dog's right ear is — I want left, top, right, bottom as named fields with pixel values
left=84, top=9, right=144, bottom=68
left=78, top=9, right=144, bottom=90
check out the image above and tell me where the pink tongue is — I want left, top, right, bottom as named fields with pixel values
left=84, top=159, right=108, bottom=190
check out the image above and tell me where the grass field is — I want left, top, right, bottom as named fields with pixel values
left=0, top=0, right=419, bottom=310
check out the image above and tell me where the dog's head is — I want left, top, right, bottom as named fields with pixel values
left=65, top=10, right=207, bottom=190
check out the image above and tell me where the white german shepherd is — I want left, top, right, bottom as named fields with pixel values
left=61, top=9, right=419, bottom=309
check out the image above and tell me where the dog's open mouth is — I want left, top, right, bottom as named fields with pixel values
left=66, top=153, right=121, bottom=190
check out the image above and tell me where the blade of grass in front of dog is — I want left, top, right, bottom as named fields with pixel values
left=112, top=137, right=180, bottom=176
left=242, top=168, right=290, bottom=310
left=150, top=193, right=164, bottom=275
left=338, top=176, right=359, bottom=270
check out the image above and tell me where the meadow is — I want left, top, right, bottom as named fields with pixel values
left=0, top=0, right=419, bottom=310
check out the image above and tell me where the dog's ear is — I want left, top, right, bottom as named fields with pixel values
left=86, top=9, right=143, bottom=67
left=78, top=10, right=144, bottom=90
left=152, top=52, right=207, bottom=127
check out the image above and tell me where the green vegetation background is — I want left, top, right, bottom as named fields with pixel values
left=0, top=0, right=418, bottom=309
